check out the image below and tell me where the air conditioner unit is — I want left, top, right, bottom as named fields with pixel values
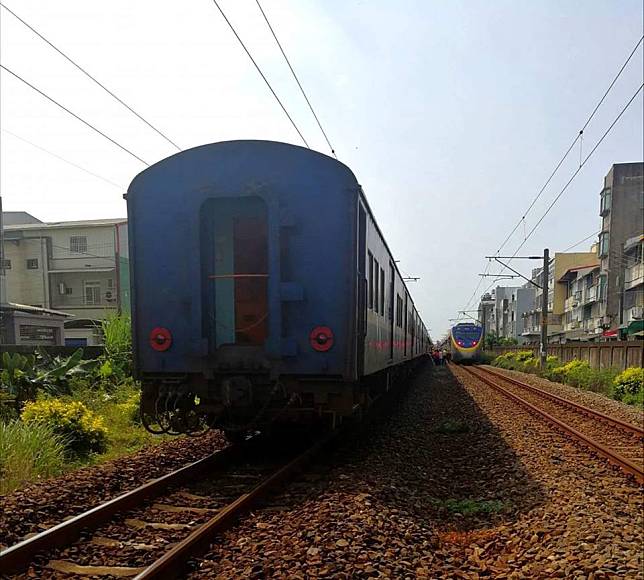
left=632, top=306, right=644, bottom=320
left=58, top=282, right=66, bottom=295
left=105, top=291, right=115, bottom=302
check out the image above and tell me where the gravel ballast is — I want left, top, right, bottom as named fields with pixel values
left=0, top=431, right=226, bottom=549
left=484, top=365, right=643, bottom=428
left=187, top=364, right=642, bottom=579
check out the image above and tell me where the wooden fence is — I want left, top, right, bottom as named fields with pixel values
left=487, top=341, right=644, bottom=371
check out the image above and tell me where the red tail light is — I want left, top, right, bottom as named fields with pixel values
left=456, top=340, right=464, bottom=346
left=310, top=326, right=334, bottom=352
left=472, top=340, right=478, bottom=346
left=149, top=327, right=172, bottom=351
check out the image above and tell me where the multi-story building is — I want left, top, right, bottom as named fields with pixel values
left=521, top=252, right=599, bottom=343
left=477, top=292, right=495, bottom=340
left=598, top=162, right=644, bottom=333
left=558, top=257, right=603, bottom=340
left=2, top=212, right=129, bottom=345
left=622, top=234, right=643, bottom=338
left=491, top=286, right=535, bottom=344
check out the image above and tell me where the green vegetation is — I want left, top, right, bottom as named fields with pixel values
left=21, top=399, right=108, bottom=458
left=485, top=332, right=518, bottom=347
left=490, top=351, right=643, bottom=407
left=0, top=315, right=167, bottom=494
left=434, top=498, right=508, bottom=515
left=0, top=421, right=67, bottom=494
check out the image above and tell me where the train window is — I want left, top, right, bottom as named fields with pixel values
left=368, top=252, right=374, bottom=310
left=380, top=267, right=385, bottom=315
left=201, top=196, right=268, bottom=348
left=396, top=294, right=403, bottom=328
left=374, top=260, right=379, bottom=313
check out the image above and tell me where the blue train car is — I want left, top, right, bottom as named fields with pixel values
left=449, top=323, right=483, bottom=363
left=127, top=141, right=429, bottom=437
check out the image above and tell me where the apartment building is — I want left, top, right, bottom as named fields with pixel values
left=598, top=162, right=644, bottom=333
left=2, top=212, right=129, bottom=345
left=622, top=234, right=643, bottom=338
left=521, top=252, right=599, bottom=343
left=558, top=258, right=602, bottom=340
left=477, top=292, right=495, bottom=339
left=489, top=286, right=535, bottom=344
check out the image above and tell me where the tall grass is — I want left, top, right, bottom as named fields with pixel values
left=0, top=421, right=67, bottom=494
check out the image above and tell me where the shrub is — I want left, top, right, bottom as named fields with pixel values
left=613, top=367, right=644, bottom=401
left=0, top=421, right=67, bottom=494
left=21, top=399, right=108, bottom=458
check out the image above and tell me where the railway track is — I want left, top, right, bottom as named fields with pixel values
left=0, top=430, right=336, bottom=579
left=457, top=365, right=643, bottom=484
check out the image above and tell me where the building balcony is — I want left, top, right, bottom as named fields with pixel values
left=624, top=263, right=644, bottom=291
left=584, top=285, right=598, bottom=304
left=564, top=296, right=580, bottom=311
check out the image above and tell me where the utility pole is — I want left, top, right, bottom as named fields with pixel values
left=540, top=248, right=549, bottom=369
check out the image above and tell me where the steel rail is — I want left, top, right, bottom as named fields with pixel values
left=0, top=442, right=246, bottom=575
left=134, top=430, right=338, bottom=579
left=477, top=366, right=643, bottom=437
left=459, top=365, right=644, bottom=484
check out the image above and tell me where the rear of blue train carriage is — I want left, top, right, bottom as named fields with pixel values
left=127, top=141, right=362, bottom=383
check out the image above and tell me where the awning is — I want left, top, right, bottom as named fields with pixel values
left=626, top=319, right=644, bottom=335
left=558, top=265, right=599, bottom=282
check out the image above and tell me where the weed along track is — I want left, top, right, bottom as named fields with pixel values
left=459, top=365, right=643, bottom=482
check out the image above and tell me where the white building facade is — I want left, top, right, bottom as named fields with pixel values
left=2, top=213, right=129, bottom=345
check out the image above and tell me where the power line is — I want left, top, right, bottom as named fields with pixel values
left=210, top=0, right=310, bottom=149
left=483, top=81, right=642, bottom=294
left=0, top=64, right=149, bottom=166
left=560, top=230, right=600, bottom=253
left=520, top=82, right=643, bottom=246
left=2, top=129, right=124, bottom=189
left=254, top=0, right=336, bottom=158
left=492, top=34, right=643, bottom=259
left=460, top=35, right=644, bottom=317
left=0, top=2, right=181, bottom=152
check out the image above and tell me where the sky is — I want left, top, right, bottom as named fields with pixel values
left=1, top=0, right=643, bottom=338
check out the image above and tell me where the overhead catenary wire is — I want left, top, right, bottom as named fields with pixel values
left=254, top=0, right=337, bottom=158
left=476, top=82, right=642, bottom=304
left=0, top=2, right=181, bottom=152
left=560, top=230, right=601, bottom=253
left=460, top=35, right=644, bottom=317
left=491, top=33, right=644, bottom=259
left=2, top=129, right=124, bottom=189
left=0, top=64, right=150, bottom=166
left=210, top=0, right=310, bottom=149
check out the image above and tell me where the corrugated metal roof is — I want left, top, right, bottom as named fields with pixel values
left=4, top=218, right=126, bottom=231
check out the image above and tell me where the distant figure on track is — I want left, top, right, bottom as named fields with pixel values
left=432, top=349, right=440, bottom=366
left=442, top=349, right=448, bottom=365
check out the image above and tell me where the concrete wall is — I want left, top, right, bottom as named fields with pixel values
left=487, top=341, right=644, bottom=371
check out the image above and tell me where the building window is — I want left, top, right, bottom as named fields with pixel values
left=84, top=280, right=101, bottom=305
left=598, top=232, right=609, bottom=257
left=27, top=258, right=39, bottom=270
left=1, top=259, right=10, bottom=269
left=70, top=235, right=88, bottom=254
left=600, top=188, right=611, bottom=216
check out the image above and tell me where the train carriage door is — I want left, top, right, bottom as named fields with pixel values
left=389, top=263, right=395, bottom=360
left=201, top=196, right=268, bottom=351
left=357, top=203, right=367, bottom=376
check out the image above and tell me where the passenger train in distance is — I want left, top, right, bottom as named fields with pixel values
left=449, top=322, right=483, bottom=363
left=126, top=140, right=431, bottom=441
